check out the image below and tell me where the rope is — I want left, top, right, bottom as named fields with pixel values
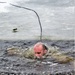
left=0, top=2, right=43, bottom=41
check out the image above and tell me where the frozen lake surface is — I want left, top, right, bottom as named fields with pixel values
left=0, top=0, right=75, bottom=40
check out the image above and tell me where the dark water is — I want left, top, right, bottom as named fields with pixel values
left=0, top=40, right=75, bottom=75
left=0, top=0, right=75, bottom=40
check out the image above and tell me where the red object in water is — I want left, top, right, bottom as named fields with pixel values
left=33, top=42, right=48, bottom=58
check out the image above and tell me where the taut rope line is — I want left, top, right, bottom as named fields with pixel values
left=0, top=2, right=43, bottom=41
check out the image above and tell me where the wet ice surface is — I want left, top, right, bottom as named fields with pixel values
left=0, top=40, right=75, bottom=75
left=0, top=0, right=75, bottom=40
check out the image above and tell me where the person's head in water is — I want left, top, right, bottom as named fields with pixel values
left=33, top=42, right=48, bottom=59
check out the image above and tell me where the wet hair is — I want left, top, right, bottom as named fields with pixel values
left=42, top=44, right=48, bottom=51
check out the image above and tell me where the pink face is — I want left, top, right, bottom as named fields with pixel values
left=34, top=42, right=47, bottom=59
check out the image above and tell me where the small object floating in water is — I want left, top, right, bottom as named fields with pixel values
left=41, top=61, right=53, bottom=65
left=12, top=28, right=18, bottom=32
